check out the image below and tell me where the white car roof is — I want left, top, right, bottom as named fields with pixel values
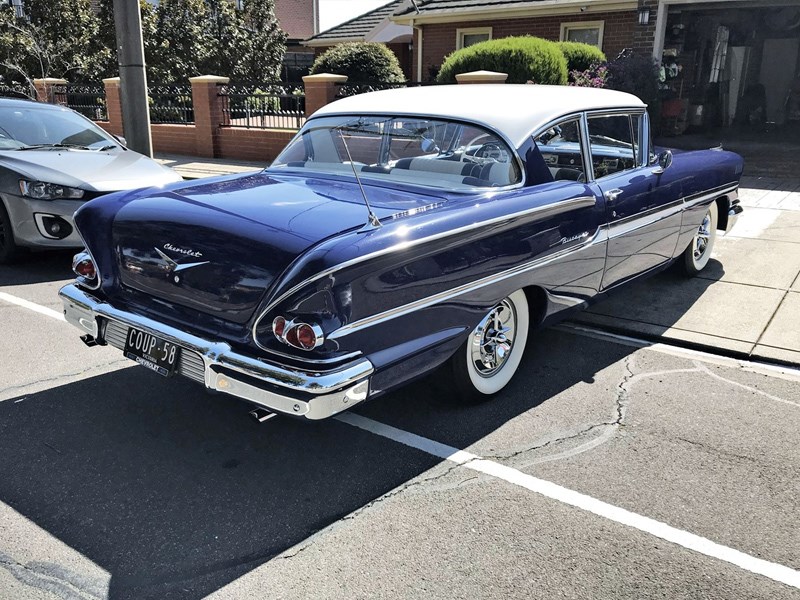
left=312, top=84, right=646, bottom=148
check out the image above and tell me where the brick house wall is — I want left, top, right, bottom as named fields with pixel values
left=275, top=0, right=317, bottom=40
left=416, top=10, right=642, bottom=81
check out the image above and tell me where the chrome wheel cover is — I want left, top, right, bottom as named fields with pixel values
left=693, top=212, right=712, bottom=262
left=470, top=299, right=517, bottom=377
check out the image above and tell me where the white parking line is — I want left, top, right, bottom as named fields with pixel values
left=4, top=290, right=800, bottom=588
left=336, top=412, right=800, bottom=590
left=0, top=291, right=65, bottom=322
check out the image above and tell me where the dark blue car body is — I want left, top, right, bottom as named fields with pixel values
left=59, top=85, right=744, bottom=419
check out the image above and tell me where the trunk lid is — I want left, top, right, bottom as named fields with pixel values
left=112, top=172, right=442, bottom=324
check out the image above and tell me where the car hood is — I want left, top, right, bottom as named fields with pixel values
left=106, top=172, right=445, bottom=324
left=0, top=148, right=181, bottom=191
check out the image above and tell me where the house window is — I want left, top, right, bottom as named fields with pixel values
left=456, top=27, right=492, bottom=50
left=560, top=21, right=604, bottom=49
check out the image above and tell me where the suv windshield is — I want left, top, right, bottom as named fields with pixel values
left=270, top=116, right=521, bottom=191
left=0, top=105, right=118, bottom=151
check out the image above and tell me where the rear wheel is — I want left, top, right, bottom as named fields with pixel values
left=447, top=289, right=530, bottom=404
left=682, top=201, right=718, bottom=276
left=0, top=202, right=21, bottom=264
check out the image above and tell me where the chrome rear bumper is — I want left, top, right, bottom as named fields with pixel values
left=59, top=284, right=372, bottom=420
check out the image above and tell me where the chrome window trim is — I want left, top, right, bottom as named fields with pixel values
left=328, top=225, right=607, bottom=340
left=584, top=110, right=642, bottom=182
left=530, top=112, right=591, bottom=184
left=252, top=194, right=598, bottom=346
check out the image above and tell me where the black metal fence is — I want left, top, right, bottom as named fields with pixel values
left=149, top=83, right=194, bottom=124
left=0, top=82, right=33, bottom=100
left=64, top=83, right=107, bottom=121
left=219, top=82, right=305, bottom=130
left=335, top=80, right=434, bottom=99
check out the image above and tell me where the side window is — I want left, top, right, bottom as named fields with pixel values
left=587, top=114, right=636, bottom=179
left=533, top=117, right=585, bottom=182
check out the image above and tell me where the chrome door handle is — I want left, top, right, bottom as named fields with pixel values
left=604, top=188, right=623, bottom=202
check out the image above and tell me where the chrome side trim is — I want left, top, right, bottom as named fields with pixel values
left=59, top=284, right=374, bottom=420
left=260, top=347, right=363, bottom=365
left=252, top=194, right=598, bottom=345
left=328, top=226, right=606, bottom=340
left=607, top=183, right=738, bottom=240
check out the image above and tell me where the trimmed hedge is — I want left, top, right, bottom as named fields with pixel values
left=310, top=42, right=405, bottom=83
left=436, top=36, right=568, bottom=85
left=557, top=41, right=606, bottom=73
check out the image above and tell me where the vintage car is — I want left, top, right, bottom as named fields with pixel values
left=59, top=85, right=743, bottom=420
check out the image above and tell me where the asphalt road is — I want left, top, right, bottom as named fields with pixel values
left=0, top=251, right=798, bottom=600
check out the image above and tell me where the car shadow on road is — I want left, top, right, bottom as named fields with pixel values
left=0, top=328, right=633, bottom=599
left=0, top=249, right=75, bottom=286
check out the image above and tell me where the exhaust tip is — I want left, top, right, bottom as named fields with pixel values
left=249, top=408, right=277, bottom=423
left=80, top=334, right=98, bottom=347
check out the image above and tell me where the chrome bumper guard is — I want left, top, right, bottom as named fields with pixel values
left=59, top=284, right=373, bottom=420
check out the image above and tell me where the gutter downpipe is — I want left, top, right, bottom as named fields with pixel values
left=652, top=0, right=668, bottom=61
left=412, top=19, right=423, bottom=83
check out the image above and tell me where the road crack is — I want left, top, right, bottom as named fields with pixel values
left=0, top=552, right=105, bottom=600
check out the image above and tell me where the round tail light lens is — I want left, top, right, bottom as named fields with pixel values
left=74, top=258, right=96, bottom=279
left=272, top=316, right=286, bottom=339
left=295, top=324, right=317, bottom=350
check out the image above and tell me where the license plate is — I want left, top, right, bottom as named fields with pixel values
left=123, top=327, right=181, bottom=377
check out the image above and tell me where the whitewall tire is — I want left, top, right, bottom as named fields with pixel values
left=683, top=201, right=718, bottom=276
left=449, top=289, right=530, bottom=403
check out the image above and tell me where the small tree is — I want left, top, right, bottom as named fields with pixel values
left=149, top=0, right=215, bottom=81
left=436, top=37, right=567, bottom=85
left=0, top=0, right=103, bottom=89
left=310, top=42, right=405, bottom=83
left=605, top=50, right=660, bottom=108
left=238, top=0, right=287, bottom=82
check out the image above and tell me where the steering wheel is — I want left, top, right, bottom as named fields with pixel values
left=460, top=133, right=494, bottom=162
left=474, top=142, right=508, bottom=162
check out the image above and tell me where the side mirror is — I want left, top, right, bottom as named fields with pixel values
left=113, top=134, right=127, bottom=147
left=653, top=149, right=672, bottom=174
left=659, top=150, right=673, bottom=170
left=420, top=137, right=439, bottom=153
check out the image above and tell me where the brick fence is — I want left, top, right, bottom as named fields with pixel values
left=91, top=75, right=308, bottom=162
left=34, top=72, right=495, bottom=162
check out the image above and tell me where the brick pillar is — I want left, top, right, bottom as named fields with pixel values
left=455, top=71, right=508, bottom=84
left=33, top=78, right=67, bottom=104
left=189, top=75, right=229, bottom=158
left=302, top=73, right=348, bottom=118
left=102, top=77, right=124, bottom=136
left=632, top=0, right=658, bottom=56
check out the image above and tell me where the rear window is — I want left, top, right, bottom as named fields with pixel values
left=270, top=116, right=522, bottom=191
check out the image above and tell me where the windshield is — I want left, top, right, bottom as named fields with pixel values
left=0, top=105, right=118, bottom=151
left=270, top=116, right=521, bottom=191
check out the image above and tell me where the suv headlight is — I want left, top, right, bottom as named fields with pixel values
left=19, top=180, right=85, bottom=200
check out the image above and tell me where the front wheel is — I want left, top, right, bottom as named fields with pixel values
left=682, top=201, right=718, bottom=276
left=447, top=289, right=530, bottom=404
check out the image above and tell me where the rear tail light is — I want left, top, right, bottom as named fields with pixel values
left=72, top=251, right=97, bottom=281
left=271, top=316, right=323, bottom=351
left=272, top=316, right=286, bottom=338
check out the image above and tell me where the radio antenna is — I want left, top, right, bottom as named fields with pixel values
left=336, top=126, right=381, bottom=231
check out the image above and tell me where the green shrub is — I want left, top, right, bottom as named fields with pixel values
left=436, top=36, right=567, bottom=85
left=310, top=42, right=405, bottom=83
left=557, top=41, right=606, bottom=74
